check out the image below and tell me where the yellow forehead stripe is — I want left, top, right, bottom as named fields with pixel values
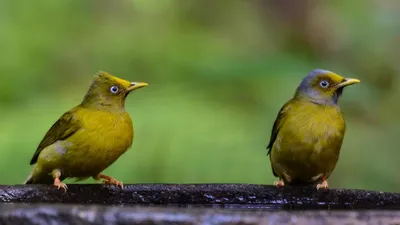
left=96, top=71, right=132, bottom=88
left=323, top=71, right=345, bottom=83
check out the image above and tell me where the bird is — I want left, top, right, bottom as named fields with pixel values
left=266, top=69, right=360, bottom=189
left=24, top=71, right=148, bottom=192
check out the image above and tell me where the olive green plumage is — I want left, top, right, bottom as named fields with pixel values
left=267, top=69, right=360, bottom=189
left=24, top=71, right=148, bottom=191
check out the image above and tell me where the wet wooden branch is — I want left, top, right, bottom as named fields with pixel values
left=0, top=184, right=399, bottom=210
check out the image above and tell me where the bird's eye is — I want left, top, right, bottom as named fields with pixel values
left=110, top=86, right=119, bottom=94
left=319, top=80, right=329, bottom=88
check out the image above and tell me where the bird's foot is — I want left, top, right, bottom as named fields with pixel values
left=316, top=180, right=329, bottom=190
left=273, top=179, right=285, bottom=188
left=53, top=178, right=68, bottom=193
left=103, top=177, right=124, bottom=189
left=96, top=174, right=124, bottom=189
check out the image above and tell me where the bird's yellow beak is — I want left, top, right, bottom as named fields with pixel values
left=337, top=78, right=360, bottom=88
left=127, top=82, right=148, bottom=92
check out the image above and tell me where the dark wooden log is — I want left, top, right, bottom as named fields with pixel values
left=0, top=184, right=399, bottom=210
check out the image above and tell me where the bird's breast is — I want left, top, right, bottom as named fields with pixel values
left=62, top=109, right=134, bottom=176
left=277, top=101, right=346, bottom=154
left=80, top=110, right=134, bottom=153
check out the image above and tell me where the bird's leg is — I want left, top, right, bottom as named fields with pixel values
left=316, top=177, right=329, bottom=190
left=51, top=169, right=67, bottom=192
left=273, top=178, right=285, bottom=188
left=94, top=173, right=124, bottom=189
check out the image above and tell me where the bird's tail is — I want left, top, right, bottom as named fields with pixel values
left=24, top=174, right=33, bottom=184
left=24, top=174, right=54, bottom=184
left=24, top=165, right=54, bottom=184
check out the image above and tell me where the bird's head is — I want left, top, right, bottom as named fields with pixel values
left=81, top=71, right=148, bottom=111
left=294, top=69, right=360, bottom=105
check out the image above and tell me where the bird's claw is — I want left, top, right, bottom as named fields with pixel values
left=54, top=179, right=68, bottom=193
left=273, top=180, right=285, bottom=188
left=316, top=180, right=329, bottom=190
left=103, top=178, right=124, bottom=189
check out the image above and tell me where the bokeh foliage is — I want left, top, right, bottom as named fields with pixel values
left=0, top=0, right=399, bottom=191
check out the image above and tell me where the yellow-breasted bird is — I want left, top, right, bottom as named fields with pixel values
left=266, top=69, right=360, bottom=189
left=24, top=71, right=148, bottom=191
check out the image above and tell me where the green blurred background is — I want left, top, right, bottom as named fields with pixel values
left=0, top=0, right=399, bottom=192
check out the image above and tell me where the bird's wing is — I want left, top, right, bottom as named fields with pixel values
left=30, top=107, right=81, bottom=165
left=266, top=100, right=293, bottom=155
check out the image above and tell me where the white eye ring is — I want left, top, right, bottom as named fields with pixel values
left=319, top=80, right=329, bottom=88
left=110, top=85, right=119, bottom=94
